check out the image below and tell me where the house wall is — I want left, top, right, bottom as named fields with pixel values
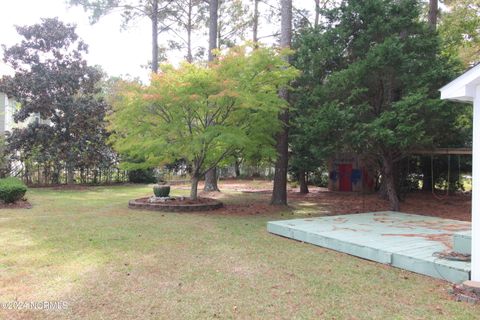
left=0, top=93, right=6, bottom=134
left=0, top=92, right=45, bottom=133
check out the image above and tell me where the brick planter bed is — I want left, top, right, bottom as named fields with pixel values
left=128, top=197, right=223, bottom=212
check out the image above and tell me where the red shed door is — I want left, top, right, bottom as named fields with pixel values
left=338, top=164, right=352, bottom=192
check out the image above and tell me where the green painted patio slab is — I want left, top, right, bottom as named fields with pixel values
left=267, top=211, right=471, bottom=283
left=453, top=230, right=472, bottom=255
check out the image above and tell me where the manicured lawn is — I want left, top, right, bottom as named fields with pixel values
left=0, top=184, right=479, bottom=319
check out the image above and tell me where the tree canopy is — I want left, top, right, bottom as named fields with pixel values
left=108, top=44, right=298, bottom=198
left=0, top=18, right=113, bottom=184
left=439, top=0, right=480, bottom=66
left=290, top=0, right=468, bottom=209
left=1, top=0, right=475, bottom=201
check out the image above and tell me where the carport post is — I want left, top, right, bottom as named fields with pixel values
left=472, top=85, right=480, bottom=281
left=440, top=65, right=480, bottom=284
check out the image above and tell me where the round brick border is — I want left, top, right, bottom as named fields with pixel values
left=128, top=197, right=223, bottom=212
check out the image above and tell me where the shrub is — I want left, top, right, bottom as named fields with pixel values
left=310, top=168, right=329, bottom=188
left=128, top=169, right=157, bottom=183
left=0, top=177, right=27, bottom=203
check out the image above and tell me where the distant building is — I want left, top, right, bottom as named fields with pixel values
left=0, top=92, right=47, bottom=134
left=0, top=92, right=45, bottom=176
left=328, top=153, right=376, bottom=193
left=0, top=92, right=16, bottom=134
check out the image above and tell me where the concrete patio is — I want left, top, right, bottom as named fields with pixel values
left=268, top=212, right=472, bottom=283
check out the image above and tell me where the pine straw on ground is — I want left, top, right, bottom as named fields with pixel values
left=194, top=179, right=472, bottom=221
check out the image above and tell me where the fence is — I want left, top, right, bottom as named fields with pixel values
left=9, top=162, right=129, bottom=186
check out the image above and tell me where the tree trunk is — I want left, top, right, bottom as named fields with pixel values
left=382, top=154, right=400, bottom=211
left=191, top=175, right=200, bottom=200
left=378, top=177, right=387, bottom=199
left=208, top=0, right=218, bottom=62
left=151, top=0, right=159, bottom=73
left=186, top=0, right=193, bottom=63
left=53, top=163, right=61, bottom=184
left=204, top=167, right=220, bottom=191
left=67, top=162, right=74, bottom=185
left=24, top=163, right=29, bottom=185
left=253, top=0, right=259, bottom=43
left=299, top=168, right=309, bottom=194
left=271, top=0, right=292, bottom=206
left=271, top=92, right=289, bottom=205
left=314, top=0, right=320, bottom=28
left=234, top=159, right=241, bottom=178
left=204, top=0, right=220, bottom=191
left=428, top=0, right=438, bottom=30
left=43, top=166, right=49, bottom=185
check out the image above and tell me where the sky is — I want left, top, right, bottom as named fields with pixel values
left=0, top=1, right=314, bottom=82
left=0, top=0, right=152, bottom=81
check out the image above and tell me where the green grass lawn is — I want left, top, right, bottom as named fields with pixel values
left=0, top=184, right=479, bottom=319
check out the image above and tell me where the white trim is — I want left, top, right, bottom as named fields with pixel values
left=472, top=85, right=480, bottom=281
left=440, top=67, right=480, bottom=282
left=440, top=64, right=480, bottom=102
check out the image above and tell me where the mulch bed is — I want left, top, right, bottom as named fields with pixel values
left=0, top=199, right=32, bottom=209
left=162, top=179, right=473, bottom=220
left=285, top=189, right=472, bottom=221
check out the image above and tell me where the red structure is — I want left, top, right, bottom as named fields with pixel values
left=328, top=154, right=375, bottom=193
left=338, top=163, right=353, bottom=192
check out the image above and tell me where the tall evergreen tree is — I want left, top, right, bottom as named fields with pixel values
left=291, top=0, right=464, bottom=210
left=165, top=0, right=208, bottom=62
left=428, top=0, right=438, bottom=30
left=271, top=0, right=292, bottom=205
left=69, top=0, right=174, bottom=73
left=208, top=0, right=219, bottom=62
left=203, top=0, right=221, bottom=192
left=217, top=0, right=250, bottom=48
